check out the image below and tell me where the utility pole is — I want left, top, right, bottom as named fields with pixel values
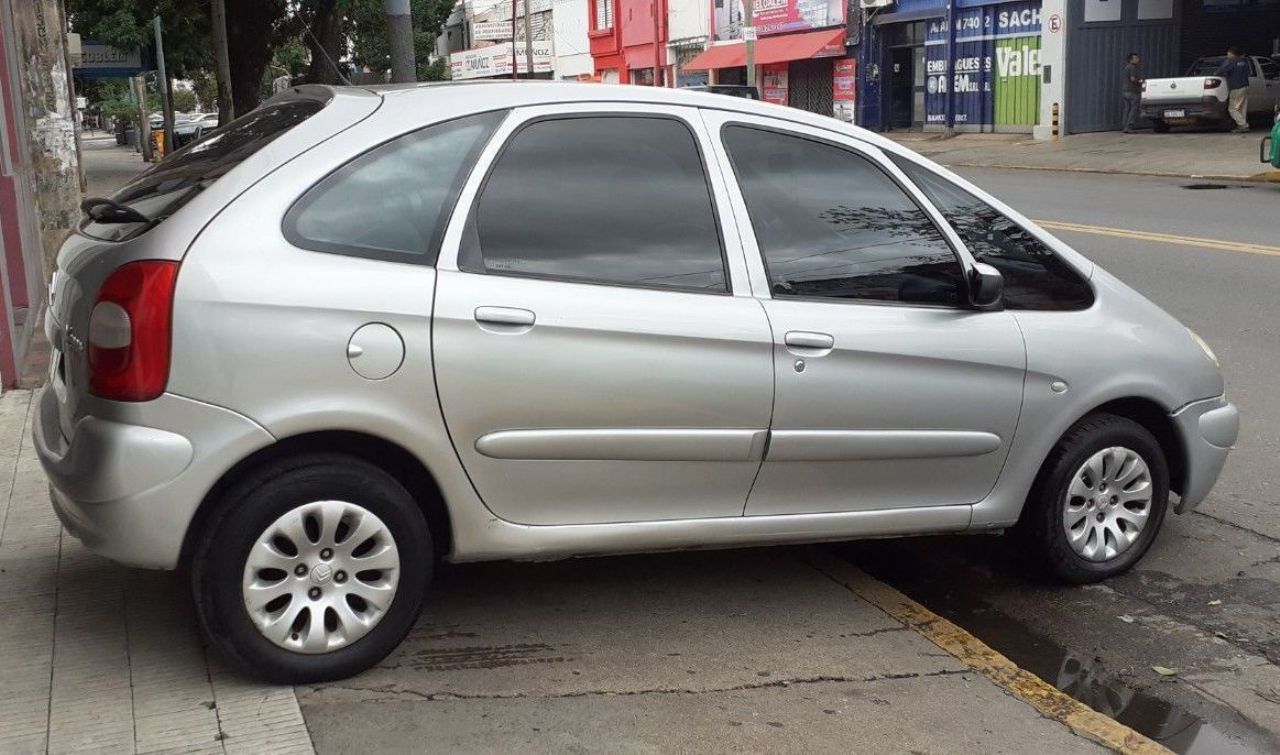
left=652, top=0, right=662, bottom=86
left=743, top=0, right=756, bottom=90
left=152, top=17, right=176, bottom=157
left=210, top=0, right=234, bottom=121
left=132, top=75, right=153, bottom=162
left=522, top=0, right=535, bottom=79
left=385, top=0, right=417, bottom=83
left=511, top=0, right=519, bottom=80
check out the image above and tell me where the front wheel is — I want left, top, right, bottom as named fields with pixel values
left=1016, top=414, right=1169, bottom=584
left=192, top=454, right=432, bottom=683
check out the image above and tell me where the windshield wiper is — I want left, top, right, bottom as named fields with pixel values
left=81, top=197, right=150, bottom=224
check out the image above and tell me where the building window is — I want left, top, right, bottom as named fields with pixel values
left=593, top=0, right=613, bottom=30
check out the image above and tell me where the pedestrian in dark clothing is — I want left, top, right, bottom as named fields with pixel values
left=1121, top=53, right=1143, bottom=133
left=1216, top=47, right=1251, bottom=132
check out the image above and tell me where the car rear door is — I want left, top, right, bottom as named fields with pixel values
left=702, top=110, right=1027, bottom=517
left=431, top=103, right=774, bottom=526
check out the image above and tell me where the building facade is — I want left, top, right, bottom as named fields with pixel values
left=588, top=0, right=670, bottom=84
left=683, top=0, right=857, bottom=119
left=1, top=0, right=79, bottom=390
left=553, top=0, right=595, bottom=78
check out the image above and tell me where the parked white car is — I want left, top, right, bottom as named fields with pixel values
left=1142, top=55, right=1280, bottom=131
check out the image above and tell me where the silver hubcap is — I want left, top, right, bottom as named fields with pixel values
left=242, top=501, right=400, bottom=654
left=1063, top=447, right=1153, bottom=562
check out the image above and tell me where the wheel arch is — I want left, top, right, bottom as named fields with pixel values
left=180, top=430, right=454, bottom=567
left=1080, top=397, right=1187, bottom=497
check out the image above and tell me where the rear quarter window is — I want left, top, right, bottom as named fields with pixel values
left=81, top=98, right=326, bottom=242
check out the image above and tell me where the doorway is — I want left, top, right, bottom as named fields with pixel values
left=890, top=46, right=926, bottom=129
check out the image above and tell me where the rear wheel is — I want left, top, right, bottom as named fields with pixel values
left=1016, top=413, right=1169, bottom=584
left=193, top=454, right=431, bottom=683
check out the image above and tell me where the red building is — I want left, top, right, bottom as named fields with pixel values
left=588, top=0, right=669, bottom=85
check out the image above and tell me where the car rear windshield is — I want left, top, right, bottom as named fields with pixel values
left=81, top=98, right=326, bottom=242
left=1188, top=57, right=1226, bottom=76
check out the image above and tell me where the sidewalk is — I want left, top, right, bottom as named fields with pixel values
left=886, top=129, right=1278, bottom=181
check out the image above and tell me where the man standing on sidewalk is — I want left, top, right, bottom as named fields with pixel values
left=1217, top=47, right=1251, bottom=133
left=1121, top=53, right=1143, bottom=133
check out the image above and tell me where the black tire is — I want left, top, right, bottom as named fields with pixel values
left=1015, top=413, right=1169, bottom=584
left=1152, top=119, right=1170, bottom=133
left=192, top=453, right=432, bottom=683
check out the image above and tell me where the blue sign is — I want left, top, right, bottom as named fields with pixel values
left=923, top=1, right=1040, bottom=126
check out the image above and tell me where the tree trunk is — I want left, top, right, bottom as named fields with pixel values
left=305, top=0, right=344, bottom=85
left=210, top=0, right=234, bottom=121
left=225, top=0, right=284, bottom=115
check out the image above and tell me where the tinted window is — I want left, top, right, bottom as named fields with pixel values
left=286, top=111, right=503, bottom=263
left=722, top=126, right=964, bottom=306
left=890, top=155, right=1094, bottom=311
left=462, top=116, right=727, bottom=293
left=1260, top=59, right=1280, bottom=80
left=84, top=98, right=325, bottom=242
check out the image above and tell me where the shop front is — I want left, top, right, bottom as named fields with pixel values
left=683, top=27, right=855, bottom=117
left=449, top=41, right=555, bottom=79
left=860, top=0, right=1044, bottom=133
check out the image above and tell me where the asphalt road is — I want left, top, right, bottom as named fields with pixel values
left=849, top=167, right=1280, bottom=754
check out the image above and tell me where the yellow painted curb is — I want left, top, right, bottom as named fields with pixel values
left=1036, top=219, right=1280, bottom=257
left=809, top=550, right=1171, bottom=755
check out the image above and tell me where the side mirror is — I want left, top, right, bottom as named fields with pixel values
left=968, top=262, right=1004, bottom=310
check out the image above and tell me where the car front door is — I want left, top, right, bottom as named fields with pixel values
left=432, top=104, right=774, bottom=526
left=702, top=111, right=1027, bottom=516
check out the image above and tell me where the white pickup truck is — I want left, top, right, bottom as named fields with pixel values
left=1142, top=55, right=1280, bottom=132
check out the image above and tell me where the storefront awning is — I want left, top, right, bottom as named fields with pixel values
left=682, top=28, right=845, bottom=71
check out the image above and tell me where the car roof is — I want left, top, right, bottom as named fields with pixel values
left=323, top=81, right=902, bottom=156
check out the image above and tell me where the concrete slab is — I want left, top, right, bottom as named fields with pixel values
left=300, top=550, right=958, bottom=706
left=303, top=673, right=1103, bottom=754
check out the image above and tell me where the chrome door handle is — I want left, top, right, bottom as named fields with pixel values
left=784, top=331, right=835, bottom=350
left=475, top=306, right=536, bottom=327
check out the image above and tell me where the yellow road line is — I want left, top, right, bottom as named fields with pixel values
left=808, top=550, right=1171, bottom=755
left=1035, top=219, right=1280, bottom=257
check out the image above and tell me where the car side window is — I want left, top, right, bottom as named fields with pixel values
left=722, top=125, right=965, bottom=306
left=284, top=111, right=505, bottom=264
left=460, top=115, right=728, bottom=293
left=889, top=155, right=1095, bottom=311
left=1260, top=59, right=1280, bottom=80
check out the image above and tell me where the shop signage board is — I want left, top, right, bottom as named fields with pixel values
left=752, top=0, right=845, bottom=36
left=450, top=41, right=554, bottom=79
left=761, top=63, right=789, bottom=105
left=923, top=0, right=1041, bottom=129
left=832, top=56, right=856, bottom=121
left=471, top=22, right=514, bottom=41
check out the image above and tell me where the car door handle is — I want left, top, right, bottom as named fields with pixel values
left=475, top=306, right=536, bottom=328
left=784, top=331, right=835, bottom=353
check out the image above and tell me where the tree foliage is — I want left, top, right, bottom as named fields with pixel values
left=347, top=0, right=458, bottom=80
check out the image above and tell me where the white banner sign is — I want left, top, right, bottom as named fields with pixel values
left=451, top=41, right=554, bottom=80
left=471, top=21, right=513, bottom=41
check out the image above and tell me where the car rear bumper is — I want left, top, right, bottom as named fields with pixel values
left=1142, top=98, right=1227, bottom=121
left=1172, top=395, right=1238, bottom=513
left=33, top=385, right=274, bottom=569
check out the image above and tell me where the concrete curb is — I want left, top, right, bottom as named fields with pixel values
left=922, top=158, right=1278, bottom=184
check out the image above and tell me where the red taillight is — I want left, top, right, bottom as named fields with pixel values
left=1204, top=78, right=1221, bottom=90
left=88, top=260, right=180, bottom=401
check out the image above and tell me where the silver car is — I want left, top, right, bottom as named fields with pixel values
left=35, top=83, right=1238, bottom=682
